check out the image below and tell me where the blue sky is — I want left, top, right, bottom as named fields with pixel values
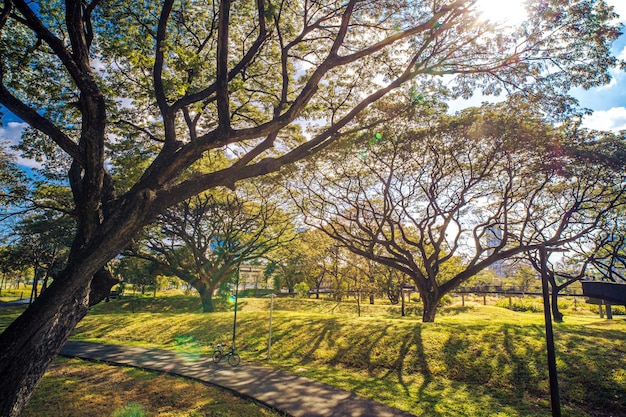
left=1, top=1, right=626, bottom=168
left=574, top=0, right=626, bottom=130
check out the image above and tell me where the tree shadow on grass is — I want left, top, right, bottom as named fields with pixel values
left=329, top=324, right=392, bottom=371
left=281, top=318, right=339, bottom=364
left=383, top=325, right=433, bottom=397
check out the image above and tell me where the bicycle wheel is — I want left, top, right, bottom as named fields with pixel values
left=228, top=353, right=240, bottom=366
left=212, top=350, right=222, bottom=363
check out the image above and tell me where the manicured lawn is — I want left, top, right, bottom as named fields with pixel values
left=22, top=357, right=283, bottom=417
left=2, top=294, right=625, bottom=416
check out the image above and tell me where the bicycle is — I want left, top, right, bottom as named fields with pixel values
left=212, top=344, right=241, bottom=366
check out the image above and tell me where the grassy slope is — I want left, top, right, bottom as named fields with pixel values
left=2, top=295, right=625, bottom=416
left=22, top=358, right=282, bottom=417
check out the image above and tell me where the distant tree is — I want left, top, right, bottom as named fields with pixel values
left=377, top=264, right=405, bottom=305
left=1, top=0, right=623, bottom=413
left=0, top=244, right=29, bottom=290
left=130, top=186, right=294, bottom=312
left=0, top=147, right=28, bottom=227
left=113, top=256, right=157, bottom=296
left=512, top=265, right=539, bottom=293
left=267, top=228, right=334, bottom=296
left=293, top=281, right=310, bottom=298
left=11, top=211, right=74, bottom=301
left=525, top=208, right=626, bottom=321
left=344, top=256, right=381, bottom=305
left=1, top=180, right=75, bottom=300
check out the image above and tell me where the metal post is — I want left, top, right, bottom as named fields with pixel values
left=539, top=247, right=561, bottom=417
left=232, top=268, right=240, bottom=351
left=267, top=293, right=275, bottom=360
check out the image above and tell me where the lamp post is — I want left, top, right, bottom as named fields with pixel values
left=232, top=266, right=240, bottom=352
left=267, top=293, right=275, bottom=360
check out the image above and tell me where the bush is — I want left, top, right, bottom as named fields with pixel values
left=494, top=297, right=542, bottom=313
left=294, top=282, right=310, bottom=298
left=438, top=294, right=453, bottom=307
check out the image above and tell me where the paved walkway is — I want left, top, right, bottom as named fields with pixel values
left=60, top=341, right=414, bottom=417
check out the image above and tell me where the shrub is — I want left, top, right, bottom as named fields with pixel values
left=294, top=282, right=311, bottom=298
left=438, top=294, right=453, bottom=307
left=494, top=297, right=542, bottom=313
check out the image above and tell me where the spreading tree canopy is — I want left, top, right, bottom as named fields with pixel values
left=0, top=0, right=623, bottom=414
left=292, top=103, right=626, bottom=322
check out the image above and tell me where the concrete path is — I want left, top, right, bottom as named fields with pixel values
left=60, top=341, right=414, bottom=417
left=0, top=299, right=31, bottom=307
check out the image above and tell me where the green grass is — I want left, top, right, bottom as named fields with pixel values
left=3, top=294, right=625, bottom=416
left=0, top=287, right=30, bottom=302
left=21, top=357, right=282, bottom=417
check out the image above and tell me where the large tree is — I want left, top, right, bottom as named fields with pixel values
left=130, top=186, right=293, bottom=312
left=294, top=104, right=626, bottom=321
left=0, top=0, right=622, bottom=414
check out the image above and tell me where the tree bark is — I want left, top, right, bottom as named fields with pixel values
left=0, top=274, right=92, bottom=416
left=421, top=291, right=439, bottom=323
left=196, top=281, right=219, bottom=313
left=200, top=290, right=216, bottom=313
left=0, top=260, right=117, bottom=416
left=551, top=287, right=564, bottom=323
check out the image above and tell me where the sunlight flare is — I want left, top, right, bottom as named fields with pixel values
left=474, top=0, right=528, bottom=27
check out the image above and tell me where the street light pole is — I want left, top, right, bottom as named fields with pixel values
left=232, top=267, right=240, bottom=352
left=267, top=293, right=275, bottom=360
left=539, top=246, right=561, bottom=417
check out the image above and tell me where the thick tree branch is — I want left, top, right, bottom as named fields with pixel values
left=0, top=82, right=81, bottom=164
left=216, top=0, right=231, bottom=130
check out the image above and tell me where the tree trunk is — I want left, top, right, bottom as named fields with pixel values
left=421, top=291, right=439, bottom=323
left=0, top=278, right=89, bottom=416
left=546, top=272, right=564, bottom=323
left=29, top=264, right=40, bottom=303
left=200, top=291, right=216, bottom=312
left=196, top=281, right=220, bottom=313
left=551, top=287, right=564, bottom=323
left=0, top=268, right=116, bottom=417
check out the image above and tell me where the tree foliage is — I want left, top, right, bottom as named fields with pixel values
left=0, top=0, right=623, bottom=414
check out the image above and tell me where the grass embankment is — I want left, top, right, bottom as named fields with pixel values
left=0, top=303, right=283, bottom=417
left=0, top=287, right=31, bottom=302
left=23, top=358, right=282, bottom=417
left=2, top=295, right=625, bottom=416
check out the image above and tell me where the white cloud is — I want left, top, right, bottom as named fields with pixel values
left=0, top=121, right=27, bottom=146
left=582, top=107, right=626, bottom=131
left=0, top=121, right=41, bottom=168
left=594, top=75, right=618, bottom=91
left=606, top=0, right=626, bottom=22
